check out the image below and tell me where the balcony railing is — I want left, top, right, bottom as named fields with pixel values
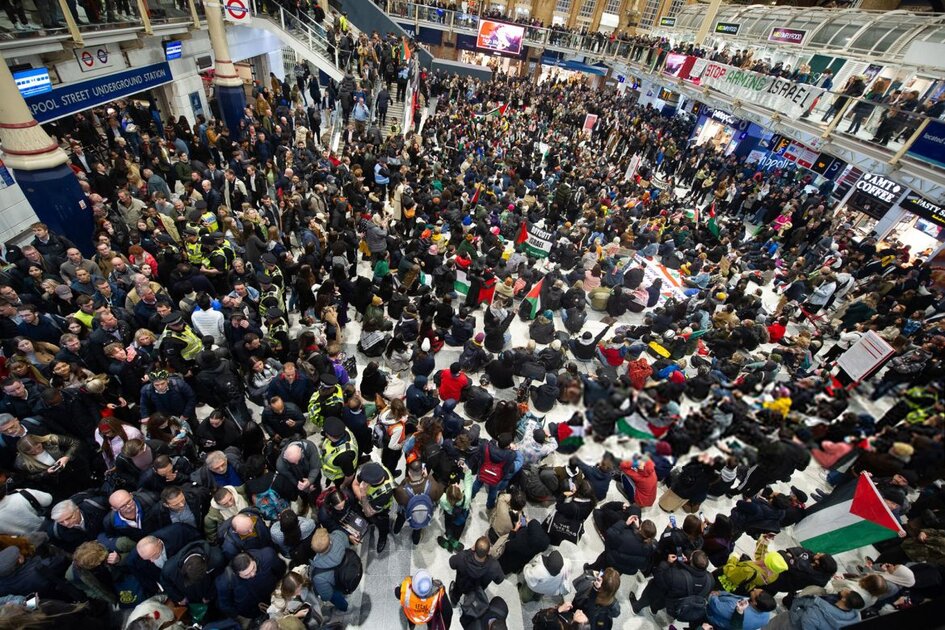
left=377, top=1, right=945, bottom=174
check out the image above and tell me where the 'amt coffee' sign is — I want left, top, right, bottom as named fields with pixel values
left=854, top=173, right=904, bottom=204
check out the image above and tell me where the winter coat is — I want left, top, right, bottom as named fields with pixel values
left=498, top=519, right=550, bottom=574
left=670, top=460, right=715, bottom=504
left=529, top=316, right=557, bottom=345
left=459, top=339, right=490, bottom=373
left=779, top=595, right=861, bottom=629
left=216, top=547, right=286, bottom=617
left=619, top=459, right=657, bottom=507
left=162, top=540, right=226, bottom=603
left=603, top=521, right=655, bottom=575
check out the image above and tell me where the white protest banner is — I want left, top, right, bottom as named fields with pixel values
left=524, top=224, right=553, bottom=258
left=694, top=61, right=824, bottom=120
left=633, top=255, right=690, bottom=304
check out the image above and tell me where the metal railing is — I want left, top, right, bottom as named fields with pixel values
left=376, top=1, right=945, bottom=172
left=1, top=0, right=195, bottom=46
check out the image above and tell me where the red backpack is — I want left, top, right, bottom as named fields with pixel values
left=477, top=444, right=505, bottom=487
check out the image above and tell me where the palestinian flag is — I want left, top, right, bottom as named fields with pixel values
left=454, top=268, right=470, bottom=295
left=476, top=103, right=509, bottom=118
left=470, top=183, right=481, bottom=206
left=515, top=221, right=528, bottom=245
left=706, top=202, right=720, bottom=239
left=792, top=473, right=903, bottom=555
left=617, top=412, right=656, bottom=440
left=401, top=36, right=411, bottom=63
left=522, top=278, right=543, bottom=319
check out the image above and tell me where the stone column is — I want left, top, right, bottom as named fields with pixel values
left=0, top=52, right=94, bottom=253
left=204, top=0, right=246, bottom=132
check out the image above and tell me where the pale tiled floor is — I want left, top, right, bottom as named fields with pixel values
left=308, top=239, right=894, bottom=629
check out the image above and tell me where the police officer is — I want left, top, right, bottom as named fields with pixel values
left=183, top=227, right=206, bottom=269
left=154, top=233, right=182, bottom=285
left=307, top=373, right=343, bottom=430
left=321, top=417, right=358, bottom=488
left=159, top=311, right=203, bottom=374
left=206, top=231, right=235, bottom=292
left=195, top=200, right=218, bottom=234
left=259, top=252, right=284, bottom=290
left=257, top=273, right=285, bottom=321
left=352, top=461, right=396, bottom=553
left=263, top=307, right=290, bottom=357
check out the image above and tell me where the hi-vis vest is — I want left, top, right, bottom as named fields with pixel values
left=163, top=325, right=203, bottom=360
left=200, top=211, right=219, bottom=233
left=185, top=241, right=206, bottom=266
left=322, top=428, right=357, bottom=481
left=365, top=466, right=396, bottom=509
left=209, top=241, right=235, bottom=270
left=307, top=386, right=343, bottom=428
left=399, top=577, right=441, bottom=624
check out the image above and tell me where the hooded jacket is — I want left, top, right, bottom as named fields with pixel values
left=406, top=376, right=438, bottom=417
left=524, top=553, right=571, bottom=596
left=161, top=539, right=226, bottom=603
left=448, top=548, right=504, bottom=590
left=783, top=595, right=861, bottom=629
left=530, top=374, right=560, bottom=412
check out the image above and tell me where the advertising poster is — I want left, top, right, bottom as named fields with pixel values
left=476, top=20, right=524, bottom=55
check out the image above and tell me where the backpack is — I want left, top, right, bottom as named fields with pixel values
left=404, top=480, right=434, bottom=529
left=477, top=444, right=505, bottom=487
left=334, top=548, right=363, bottom=594
left=254, top=474, right=290, bottom=520
left=666, top=571, right=708, bottom=622
left=373, top=419, right=404, bottom=449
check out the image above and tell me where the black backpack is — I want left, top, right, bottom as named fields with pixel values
left=334, top=548, right=363, bottom=594
left=532, top=607, right=571, bottom=630
left=666, top=572, right=708, bottom=622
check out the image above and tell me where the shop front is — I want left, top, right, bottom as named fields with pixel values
left=690, top=106, right=750, bottom=155
left=838, top=171, right=906, bottom=237
left=881, top=192, right=945, bottom=260
left=537, top=53, right=608, bottom=85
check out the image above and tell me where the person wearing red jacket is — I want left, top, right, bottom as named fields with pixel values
left=619, top=455, right=658, bottom=508
left=436, top=362, right=470, bottom=402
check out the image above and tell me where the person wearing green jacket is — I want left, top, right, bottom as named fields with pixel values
left=719, top=534, right=789, bottom=594
left=437, top=466, right=473, bottom=552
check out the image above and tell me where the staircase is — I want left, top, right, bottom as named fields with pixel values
left=246, top=2, right=347, bottom=82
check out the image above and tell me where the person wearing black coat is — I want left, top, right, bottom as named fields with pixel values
left=660, top=453, right=716, bottom=513
left=586, top=513, right=656, bottom=576
left=630, top=550, right=713, bottom=615
left=497, top=519, right=550, bottom=575
left=215, top=547, right=287, bottom=618
left=606, top=287, right=631, bottom=318
left=46, top=493, right=110, bottom=552
left=529, top=311, right=557, bottom=345
left=359, top=362, right=389, bottom=401
left=148, top=486, right=211, bottom=531
left=763, top=547, right=837, bottom=595
left=463, top=376, right=494, bottom=421
left=485, top=353, right=516, bottom=390
left=546, top=481, right=596, bottom=546
left=406, top=374, right=438, bottom=417
left=161, top=539, right=227, bottom=605
left=127, top=523, right=204, bottom=595
left=484, top=307, right=515, bottom=353
left=728, top=496, right=785, bottom=541
left=530, top=374, right=560, bottom=412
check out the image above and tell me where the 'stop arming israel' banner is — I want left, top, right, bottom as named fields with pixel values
left=692, top=61, right=826, bottom=120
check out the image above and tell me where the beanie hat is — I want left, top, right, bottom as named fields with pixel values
left=420, top=338, right=431, bottom=352
left=475, top=332, right=485, bottom=343
left=542, top=550, right=564, bottom=576
left=890, top=442, right=914, bottom=459
left=764, top=551, right=789, bottom=574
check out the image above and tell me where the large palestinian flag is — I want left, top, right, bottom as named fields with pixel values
left=792, top=473, right=903, bottom=555
left=522, top=278, right=543, bottom=319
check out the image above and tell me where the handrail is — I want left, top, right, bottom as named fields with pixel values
left=250, top=0, right=346, bottom=71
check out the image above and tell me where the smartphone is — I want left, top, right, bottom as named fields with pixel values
left=25, top=594, right=38, bottom=610
left=669, top=515, right=677, bottom=529
left=49, top=463, right=63, bottom=472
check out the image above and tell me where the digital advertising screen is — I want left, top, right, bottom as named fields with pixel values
left=476, top=20, right=524, bottom=55
left=14, top=67, right=52, bottom=97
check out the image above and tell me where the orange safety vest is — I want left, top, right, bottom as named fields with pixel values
left=399, top=577, right=441, bottom=625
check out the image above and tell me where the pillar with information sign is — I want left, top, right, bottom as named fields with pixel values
left=205, top=0, right=246, bottom=133
left=0, top=52, right=94, bottom=253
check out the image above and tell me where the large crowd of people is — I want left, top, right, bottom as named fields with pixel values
left=0, top=18, right=943, bottom=630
